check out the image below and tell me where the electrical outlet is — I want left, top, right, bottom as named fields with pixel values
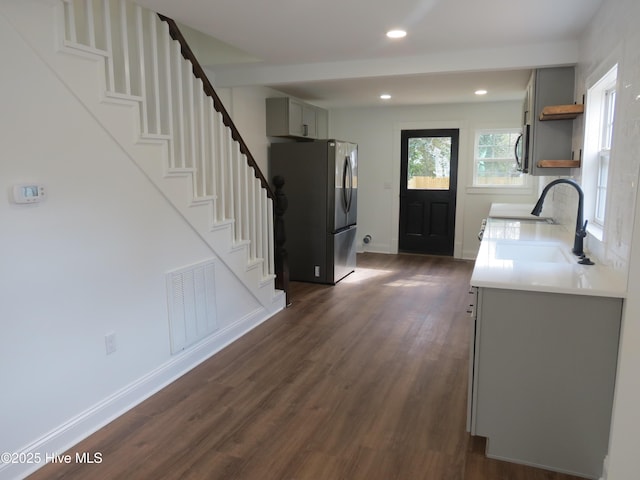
left=105, top=332, right=116, bottom=355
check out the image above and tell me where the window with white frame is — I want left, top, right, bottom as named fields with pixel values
left=473, top=129, right=524, bottom=186
left=595, top=86, right=616, bottom=223
left=584, top=64, right=617, bottom=235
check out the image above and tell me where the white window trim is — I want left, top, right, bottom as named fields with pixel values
left=468, top=128, right=533, bottom=195
left=583, top=64, right=618, bottom=241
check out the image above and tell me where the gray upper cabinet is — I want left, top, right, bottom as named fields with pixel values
left=526, top=67, right=584, bottom=176
left=266, top=97, right=327, bottom=139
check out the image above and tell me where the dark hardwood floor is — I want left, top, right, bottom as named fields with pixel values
left=28, top=253, right=585, bottom=480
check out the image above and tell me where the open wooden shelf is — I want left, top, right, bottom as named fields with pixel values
left=539, top=104, right=584, bottom=121
left=536, top=160, right=581, bottom=168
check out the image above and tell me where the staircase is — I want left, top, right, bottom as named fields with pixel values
left=23, top=0, right=284, bottom=311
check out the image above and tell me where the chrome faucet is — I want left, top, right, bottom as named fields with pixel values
left=531, top=178, right=588, bottom=256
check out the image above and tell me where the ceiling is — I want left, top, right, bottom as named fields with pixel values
left=136, top=0, right=604, bottom=108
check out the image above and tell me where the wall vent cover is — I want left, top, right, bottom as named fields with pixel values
left=167, top=259, right=218, bottom=354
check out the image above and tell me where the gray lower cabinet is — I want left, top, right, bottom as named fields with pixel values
left=468, top=287, right=622, bottom=479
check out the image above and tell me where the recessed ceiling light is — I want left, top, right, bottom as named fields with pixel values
left=386, top=29, right=407, bottom=39
left=380, top=94, right=392, bottom=100
left=475, top=89, right=488, bottom=95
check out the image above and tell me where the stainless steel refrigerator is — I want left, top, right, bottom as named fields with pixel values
left=270, top=140, right=357, bottom=284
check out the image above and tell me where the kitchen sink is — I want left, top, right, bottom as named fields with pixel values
left=494, top=240, right=573, bottom=263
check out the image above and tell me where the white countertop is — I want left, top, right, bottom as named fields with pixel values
left=471, top=208, right=626, bottom=298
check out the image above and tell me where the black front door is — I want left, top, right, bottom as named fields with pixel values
left=399, top=129, right=459, bottom=255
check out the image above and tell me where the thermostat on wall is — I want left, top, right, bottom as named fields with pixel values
left=12, top=184, right=46, bottom=204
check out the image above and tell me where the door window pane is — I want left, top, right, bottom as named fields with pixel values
left=407, top=137, right=451, bottom=190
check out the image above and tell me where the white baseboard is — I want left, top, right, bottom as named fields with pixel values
left=357, top=242, right=392, bottom=254
left=1, top=307, right=273, bottom=480
left=462, top=248, right=480, bottom=261
left=599, top=454, right=609, bottom=480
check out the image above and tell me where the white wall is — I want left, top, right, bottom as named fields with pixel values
left=573, top=0, right=640, bottom=477
left=215, top=85, right=284, bottom=176
left=552, top=0, right=639, bottom=276
left=329, top=102, right=538, bottom=258
left=0, top=6, right=265, bottom=478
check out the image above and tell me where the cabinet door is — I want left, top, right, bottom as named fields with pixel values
left=287, top=99, right=304, bottom=137
left=524, top=72, right=534, bottom=125
left=286, top=100, right=316, bottom=138
left=316, top=107, right=328, bottom=139
left=302, top=104, right=317, bottom=138
left=473, top=288, right=621, bottom=478
left=466, top=287, right=479, bottom=433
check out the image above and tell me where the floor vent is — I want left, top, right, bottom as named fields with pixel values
left=167, top=260, right=219, bottom=354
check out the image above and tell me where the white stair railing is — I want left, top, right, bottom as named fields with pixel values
left=60, top=0, right=275, bottom=281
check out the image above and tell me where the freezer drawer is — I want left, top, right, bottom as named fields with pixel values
left=287, top=225, right=356, bottom=285
left=330, top=226, right=357, bottom=284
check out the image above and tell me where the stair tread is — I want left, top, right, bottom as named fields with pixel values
left=140, top=133, right=171, bottom=141
left=104, top=91, right=144, bottom=103
left=190, top=195, right=216, bottom=205
left=62, top=41, right=109, bottom=58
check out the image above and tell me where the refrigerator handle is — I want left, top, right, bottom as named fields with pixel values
left=348, top=158, right=354, bottom=212
left=343, top=156, right=353, bottom=213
